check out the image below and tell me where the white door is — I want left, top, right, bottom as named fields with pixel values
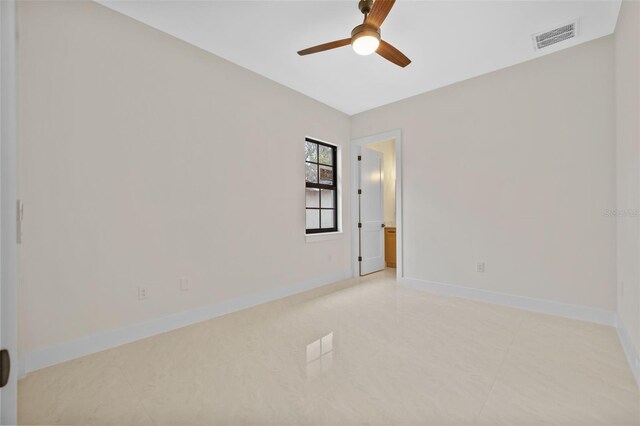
left=359, top=147, right=385, bottom=275
left=0, top=1, right=18, bottom=423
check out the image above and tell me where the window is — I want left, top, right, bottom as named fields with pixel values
left=305, top=138, right=338, bottom=234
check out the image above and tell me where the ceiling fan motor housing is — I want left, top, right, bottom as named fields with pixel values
left=358, top=0, right=374, bottom=15
left=351, top=24, right=381, bottom=42
left=350, top=24, right=381, bottom=55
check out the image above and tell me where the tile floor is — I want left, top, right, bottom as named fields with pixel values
left=19, top=270, right=640, bottom=425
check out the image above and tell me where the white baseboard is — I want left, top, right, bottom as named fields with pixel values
left=400, top=277, right=616, bottom=326
left=615, top=314, right=640, bottom=388
left=19, top=270, right=352, bottom=378
left=21, top=272, right=630, bottom=384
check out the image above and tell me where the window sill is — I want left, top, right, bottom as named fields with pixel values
left=305, top=231, right=344, bottom=243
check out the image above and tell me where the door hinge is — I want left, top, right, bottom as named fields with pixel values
left=0, top=349, right=10, bottom=388
left=357, top=189, right=362, bottom=195
left=17, top=200, right=23, bottom=244
left=358, top=222, right=362, bottom=228
left=358, top=256, right=362, bottom=262
left=357, top=155, right=362, bottom=161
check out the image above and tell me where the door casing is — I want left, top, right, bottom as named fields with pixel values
left=350, top=130, right=403, bottom=280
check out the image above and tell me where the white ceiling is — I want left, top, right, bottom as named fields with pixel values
left=98, top=0, right=621, bottom=115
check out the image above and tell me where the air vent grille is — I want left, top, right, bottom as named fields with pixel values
left=533, top=21, right=577, bottom=50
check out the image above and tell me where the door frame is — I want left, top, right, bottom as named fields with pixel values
left=0, top=0, right=18, bottom=423
left=350, top=130, right=403, bottom=280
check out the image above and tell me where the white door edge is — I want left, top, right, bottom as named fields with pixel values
left=0, top=1, right=18, bottom=423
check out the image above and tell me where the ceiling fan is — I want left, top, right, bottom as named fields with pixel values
left=297, top=0, right=411, bottom=68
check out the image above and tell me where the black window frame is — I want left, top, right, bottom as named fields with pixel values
left=305, top=138, right=338, bottom=234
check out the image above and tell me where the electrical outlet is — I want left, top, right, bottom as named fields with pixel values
left=180, top=277, right=190, bottom=291
left=476, top=262, right=485, bottom=273
left=138, top=286, right=149, bottom=300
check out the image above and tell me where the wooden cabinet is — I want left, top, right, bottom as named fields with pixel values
left=384, top=227, right=396, bottom=268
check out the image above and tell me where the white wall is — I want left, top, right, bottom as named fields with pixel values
left=366, top=139, right=396, bottom=227
left=17, top=0, right=626, bottom=370
left=352, top=36, right=617, bottom=311
left=615, top=1, right=640, bottom=356
left=17, top=1, right=351, bottom=357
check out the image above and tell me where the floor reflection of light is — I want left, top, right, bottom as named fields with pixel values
left=306, top=332, right=333, bottom=379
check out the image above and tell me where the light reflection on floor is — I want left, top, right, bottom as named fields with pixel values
left=306, top=332, right=333, bottom=379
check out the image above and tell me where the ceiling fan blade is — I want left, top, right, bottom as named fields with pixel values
left=377, top=40, right=411, bottom=67
left=365, top=0, right=395, bottom=29
left=297, top=38, right=351, bottom=56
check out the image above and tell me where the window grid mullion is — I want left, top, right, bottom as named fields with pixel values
left=305, top=138, right=338, bottom=234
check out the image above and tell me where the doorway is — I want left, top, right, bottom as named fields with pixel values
left=351, top=130, right=402, bottom=279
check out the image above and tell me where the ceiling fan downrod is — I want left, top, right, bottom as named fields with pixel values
left=359, top=0, right=374, bottom=20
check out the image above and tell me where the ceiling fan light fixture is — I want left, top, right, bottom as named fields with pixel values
left=297, top=0, right=410, bottom=67
left=351, top=25, right=380, bottom=55
left=352, top=35, right=380, bottom=55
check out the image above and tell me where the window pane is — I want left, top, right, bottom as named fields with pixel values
left=319, top=165, right=333, bottom=185
left=320, top=189, right=334, bottom=208
left=306, top=209, right=319, bottom=229
left=319, top=145, right=333, bottom=165
left=305, top=141, right=317, bottom=162
left=306, top=188, right=319, bottom=208
left=321, top=209, right=335, bottom=228
left=306, top=163, right=318, bottom=183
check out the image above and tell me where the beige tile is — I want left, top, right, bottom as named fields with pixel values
left=18, top=350, right=153, bottom=425
left=19, top=270, right=640, bottom=425
left=477, top=370, right=640, bottom=426
left=478, top=314, right=640, bottom=426
left=334, top=345, right=492, bottom=425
